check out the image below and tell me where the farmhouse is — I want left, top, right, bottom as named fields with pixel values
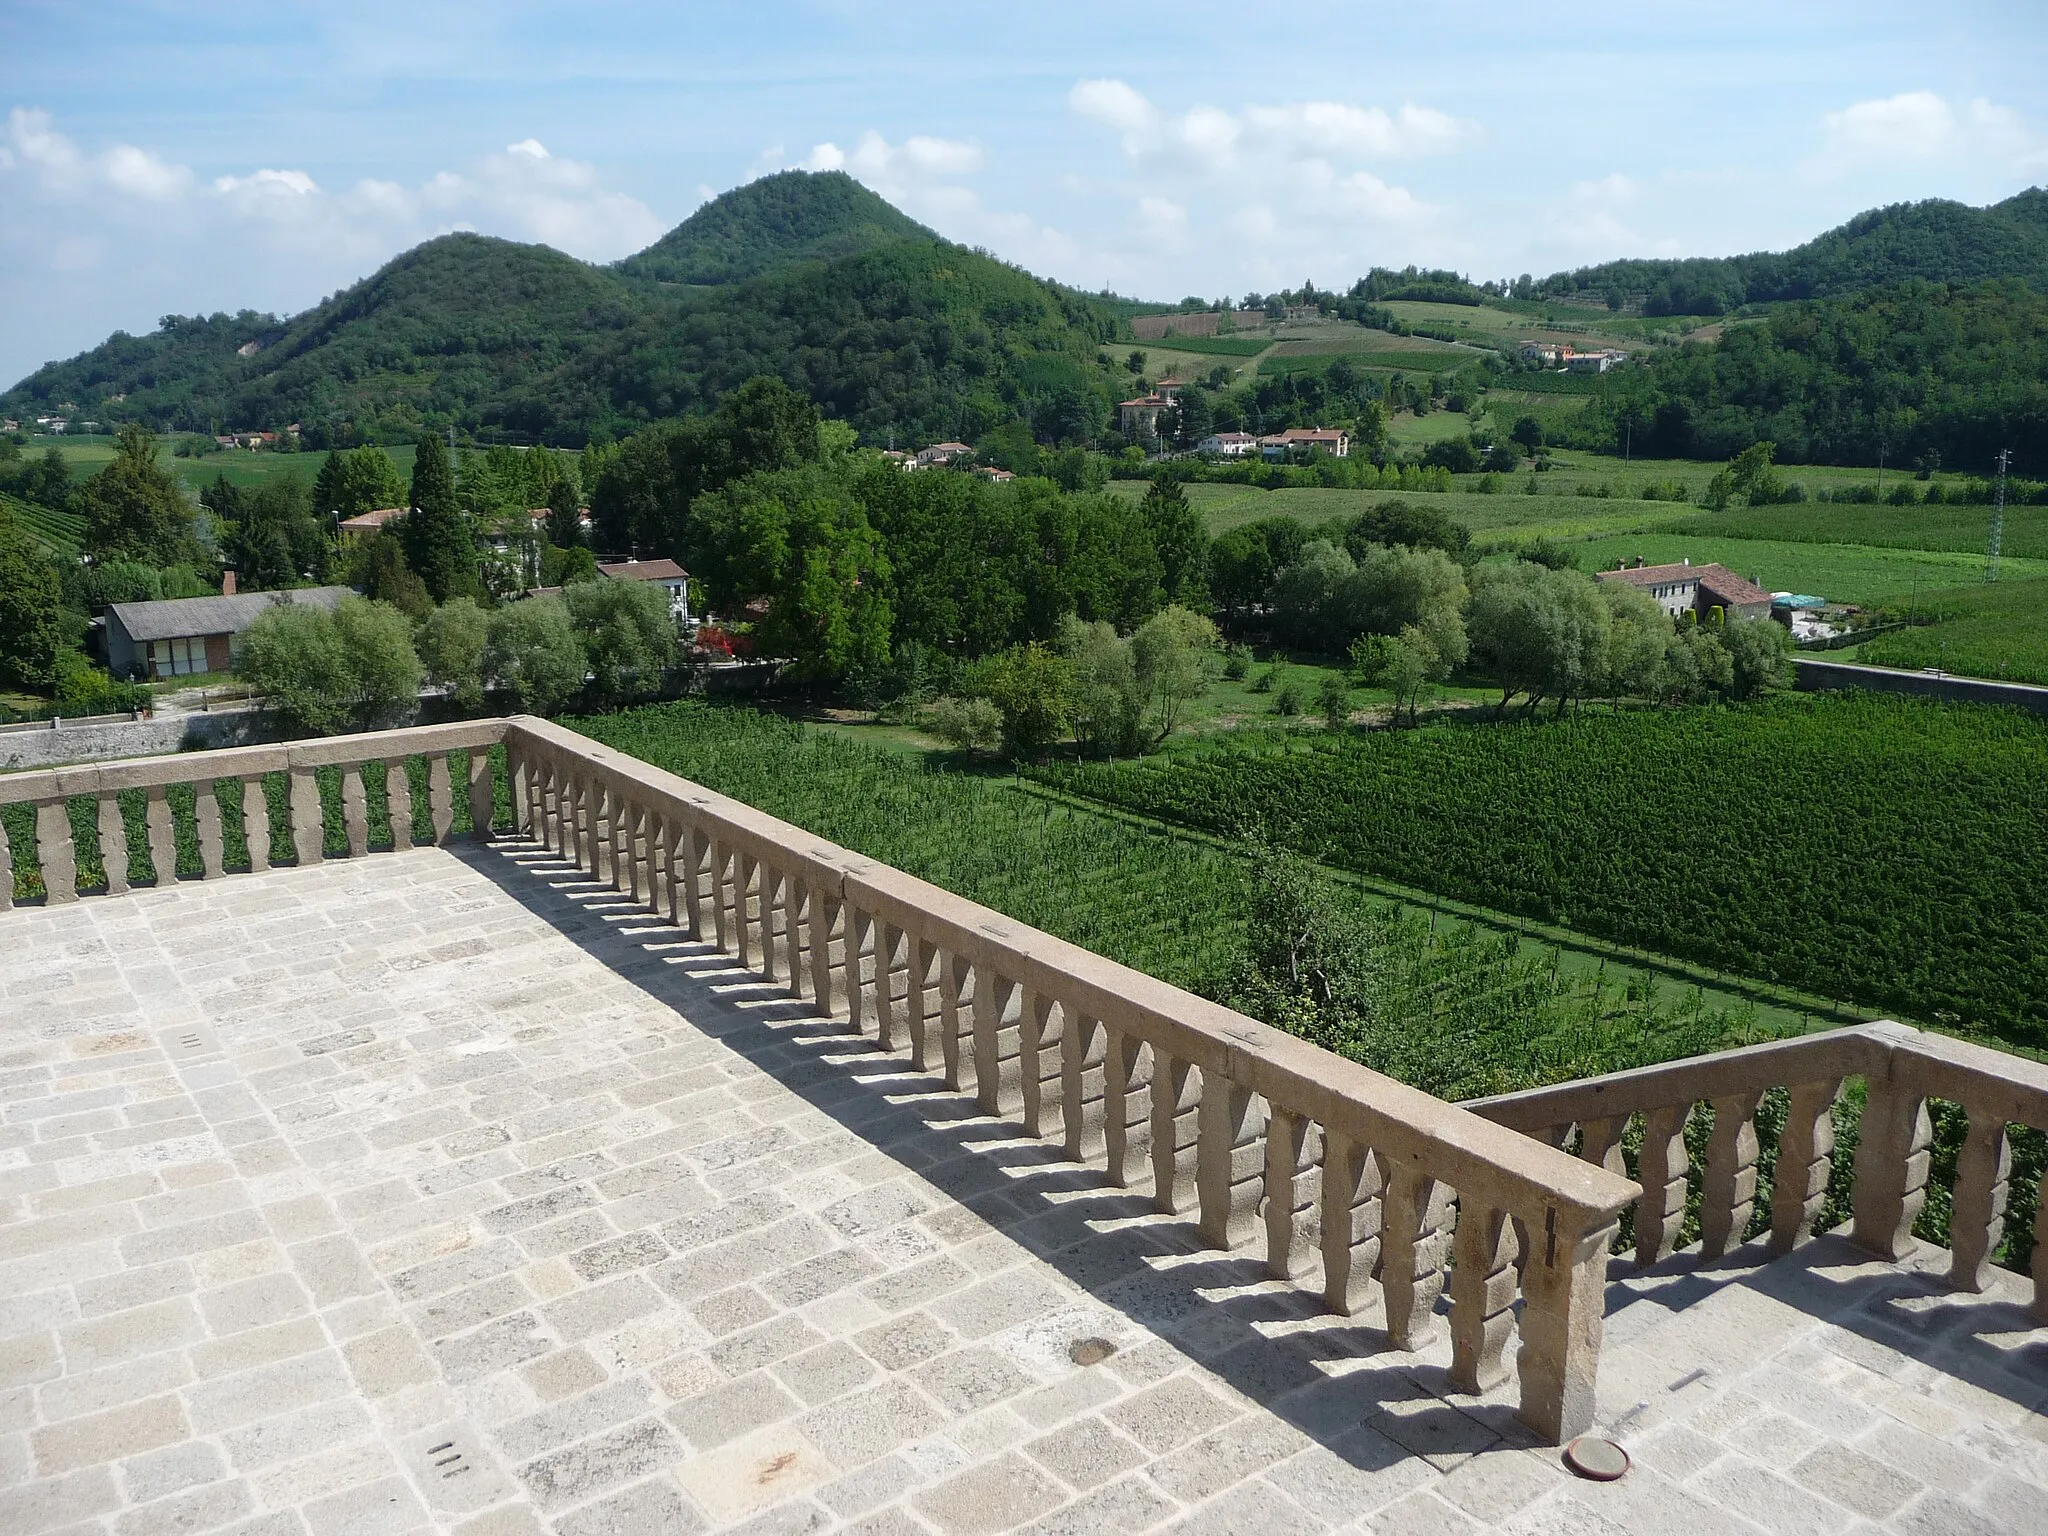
left=1563, top=348, right=1628, bottom=374
left=597, top=557, right=692, bottom=622
left=1117, top=393, right=1171, bottom=437
left=914, top=441, right=973, bottom=468
left=337, top=506, right=406, bottom=542
left=1198, top=431, right=1259, bottom=458
left=1597, top=557, right=1772, bottom=621
left=104, top=584, right=353, bottom=680
left=1259, top=426, right=1350, bottom=459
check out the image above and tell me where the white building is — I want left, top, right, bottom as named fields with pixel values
left=1198, top=432, right=1259, bottom=458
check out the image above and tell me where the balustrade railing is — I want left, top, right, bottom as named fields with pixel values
left=19, top=719, right=2042, bottom=1442
left=1466, top=1023, right=2048, bottom=1320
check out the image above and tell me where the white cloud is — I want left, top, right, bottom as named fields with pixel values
left=6, top=107, right=192, bottom=199
left=1803, top=91, right=2048, bottom=179
left=801, top=130, right=982, bottom=189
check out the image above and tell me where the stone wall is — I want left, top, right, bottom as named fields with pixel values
left=0, top=708, right=284, bottom=772
left=1792, top=658, right=2048, bottom=715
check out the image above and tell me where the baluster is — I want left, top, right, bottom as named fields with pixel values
left=973, top=967, right=1021, bottom=1119
left=678, top=822, right=706, bottom=938
left=36, top=800, right=78, bottom=905
left=847, top=906, right=878, bottom=1032
left=875, top=921, right=905, bottom=1047
left=736, top=851, right=763, bottom=970
left=909, top=936, right=941, bottom=1071
left=1149, top=1054, right=1199, bottom=1215
left=1017, top=991, right=1058, bottom=1137
left=2032, top=1170, right=2047, bottom=1322
left=1061, top=1011, right=1108, bottom=1165
left=148, top=786, right=181, bottom=881
left=1851, top=1077, right=1932, bottom=1261
left=1262, top=1108, right=1312, bottom=1280
left=590, top=783, right=614, bottom=883
left=646, top=812, right=670, bottom=919
left=939, top=951, right=969, bottom=1091
left=241, top=777, right=269, bottom=872
left=1196, top=1072, right=1263, bottom=1250
left=1321, top=1131, right=1383, bottom=1316
left=427, top=757, right=453, bottom=847
left=1699, top=1090, right=1764, bottom=1260
left=1448, top=1202, right=1520, bottom=1394
left=385, top=761, right=413, bottom=852
left=709, top=839, right=732, bottom=952
left=1578, top=1116, right=1628, bottom=1178
left=619, top=801, right=643, bottom=901
left=1635, top=1103, right=1690, bottom=1267
left=553, top=765, right=575, bottom=860
left=97, top=796, right=129, bottom=893
left=1379, top=1161, right=1452, bottom=1349
left=1770, top=1079, right=1841, bottom=1254
left=194, top=782, right=225, bottom=878
left=504, top=743, right=529, bottom=837
left=809, top=888, right=842, bottom=1015
left=1949, top=1111, right=2012, bottom=1294
left=341, top=767, right=369, bottom=858
left=1517, top=1212, right=1619, bottom=1443
left=1102, top=1032, right=1148, bottom=1187
left=0, top=813, right=11, bottom=912
left=467, top=750, right=493, bottom=843
left=761, top=865, right=788, bottom=986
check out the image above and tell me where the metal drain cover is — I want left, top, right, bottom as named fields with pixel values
left=1564, top=1436, right=1630, bottom=1481
left=404, top=1426, right=513, bottom=1516
left=160, top=1024, right=221, bottom=1061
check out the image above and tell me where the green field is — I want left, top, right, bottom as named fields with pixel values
left=1858, top=577, right=2048, bottom=685
left=34, top=433, right=419, bottom=498
left=1662, top=499, right=2042, bottom=562
left=1134, top=335, right=1268, bottom=358
left=1258, top=350, right=1484, bottom=378
left=1030, top=693, right=2048, bottom=1051
left=2, top=491, right=83, bottom=554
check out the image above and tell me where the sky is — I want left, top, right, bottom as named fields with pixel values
left=3, top=0, right=2046, bottom=391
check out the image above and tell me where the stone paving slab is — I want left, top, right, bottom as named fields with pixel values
left=0, top=843, right=2042, bottom=1535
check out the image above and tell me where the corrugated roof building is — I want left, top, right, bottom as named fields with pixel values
left=106, top=587, right=354, bottom=681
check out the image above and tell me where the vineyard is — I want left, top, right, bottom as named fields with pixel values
left=2, top=491, right=84, bottom=555
left=1029, top=694, right=2048, bottom=1051
left=1858, top=576, right=2048, bottom=687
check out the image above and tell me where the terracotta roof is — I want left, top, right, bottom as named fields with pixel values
left=338, top=506, right=406, bottom=532
left=597, top=559, right=687, bottom=582
left=1597, top=562, right=1771, bottom=607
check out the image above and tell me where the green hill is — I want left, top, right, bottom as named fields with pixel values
left=0, top=171, right=1123, bottom=448
left=1538, top=186, right=2048, bottom=314
left=616, top=170, right=936, bottom=287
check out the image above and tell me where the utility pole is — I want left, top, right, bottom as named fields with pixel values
left=1986, top=448, right=2009, bottom=583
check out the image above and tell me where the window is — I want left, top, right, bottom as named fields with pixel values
left=148, top=635, right=208, bottom=678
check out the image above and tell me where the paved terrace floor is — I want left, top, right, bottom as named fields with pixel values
left=2, top=844, right=2044, bottom=1536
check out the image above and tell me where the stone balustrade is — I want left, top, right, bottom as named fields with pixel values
left=0, top=720, right=507, bottom=907
left=1466, top=1022, right=2048, bottom=1320
left=30, top=718, right=2045, bottom=1448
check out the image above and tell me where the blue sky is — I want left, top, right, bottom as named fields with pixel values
left=3, top=0, right=2044, bottom=390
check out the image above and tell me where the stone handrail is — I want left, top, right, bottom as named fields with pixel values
left=1466, top=1022, right=2048, bottom=1318
left=0, top=719, right=508, bottom=905
left=497, top=717, right=1640, bottom=1442
left=1, top=715, right=1643, bottom=1442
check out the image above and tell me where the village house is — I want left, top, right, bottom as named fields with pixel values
left=914, top=442, right=973, bottom=468
left=337, top=506, right=407, bottom=543
left=1259, top=426, right=1350, bottom=460
left=103, top=583, right=353, bottom=681
left=1197, top=431, right=1259, bottom=458
left=597, top=558, right=692, bottom=623
left=1596, top=557, right=1773, bottom=622
left=1563, top=348, right=1629, bottom=374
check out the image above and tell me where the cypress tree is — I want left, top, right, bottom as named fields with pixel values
left=404, top=434, right=472, bottom=603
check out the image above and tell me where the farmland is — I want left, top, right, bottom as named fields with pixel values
left=33, top=433, right=419, bottom=497
left=1857, top=576, right=2048, bottom=685
left=1560, top=532, right=2043, bottom=606
left=1028, top=693, right=2048, bottom=1052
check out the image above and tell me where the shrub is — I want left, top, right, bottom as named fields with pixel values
left=417, top=597, right=489, bottom=711
left=563, top=578, right=678, bottom=705
left=1221, top=643, right=1254, bottom=680
left=239, top=595, right=422, bottom=736
left=1274, top=680, right=1303, bottom=716
left=921, top=695, right=1003, bottom=753
left=484, top=598, right=587, bottom=715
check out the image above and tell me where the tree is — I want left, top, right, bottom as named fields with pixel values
left=973, top=642, right=1073, bottom=759
left=0, top=509, right=61, bottom=691
left=484, top=597, right=587, bottom=714
left=1171, top=388, right=1214, bottom=449
left=1316, top=673, right=1350, bottom=729
left=1059, top=617, right=1145, bottom=757
left=346, top=528, right=433, bottom=620
left=77, top=424, right=199, bottom=566
left=417, top=597, right=489, bottom=710
left=1660, top=625, right=1734, bottom=703
left=1511, top=416, right=1545, bottom=458
left=1139, top=475, right=1208, bottom=606
left=1467, top=562, right=1611, bottom=716
left=1598, top=580, right=1670, bottom=700
left=402, top=434, right=474, bottom=602
left=312, top=446, right=406, bottom=522
left=544, top=477, right=583, bottom=550
left=207, top=474, right=330, bottom=590
left=1723, top=616, right=1795, bottom=699
left=562, top=578, right=678, bottom=705
left=1132, top=604, right=1219, bottom=741
left=1727, top=441, right=1785, bottom=505
left=238, top=596, right=422, bottom=736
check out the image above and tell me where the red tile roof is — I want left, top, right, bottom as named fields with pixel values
left=597, top=559, right=688, bottom=582
left=1597, top=562, right=1770, bottom=607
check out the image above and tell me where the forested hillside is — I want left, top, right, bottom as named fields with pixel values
left=616, top=170, right=936, bottom=286
left=1536, top=187, right=2048, bottom=314
left=0, top=172, right=1123, bottom=449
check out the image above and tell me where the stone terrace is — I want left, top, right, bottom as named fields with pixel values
left=2, top=843, right=2043, bottom=1536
